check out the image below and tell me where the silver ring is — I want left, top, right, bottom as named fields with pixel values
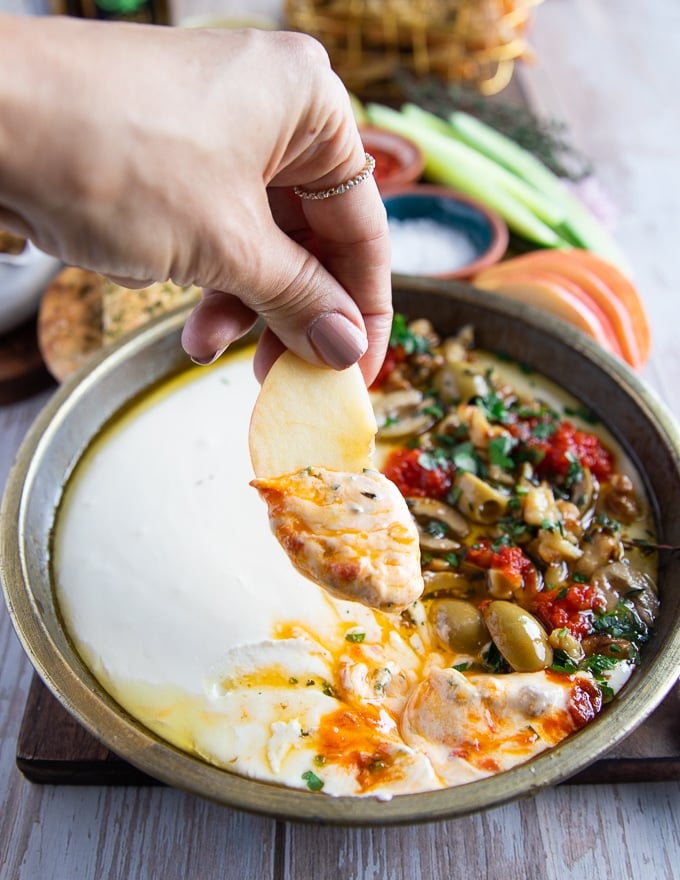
left=293, top=152, right=376, bottom=200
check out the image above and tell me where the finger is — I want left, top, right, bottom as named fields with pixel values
left=253, top=326, right=286, bottom=383
left=181, top=289, right=258, bottom=365
left=268, top=175, right=391, bottom=385
left=294, top=172, right=392, bottom=385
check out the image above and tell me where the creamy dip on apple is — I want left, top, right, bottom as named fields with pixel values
left=53, top=327, right=658, bottom=800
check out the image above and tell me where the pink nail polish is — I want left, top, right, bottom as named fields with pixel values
left=308, top=313, right=368, bottom=370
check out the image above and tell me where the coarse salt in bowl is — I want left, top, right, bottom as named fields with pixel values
left=382, top=185, right=509, bottom=279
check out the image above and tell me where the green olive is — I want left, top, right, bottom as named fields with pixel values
left=429, top=598, right=489, bottom=655
left=482, top=600, right=553, bottom=672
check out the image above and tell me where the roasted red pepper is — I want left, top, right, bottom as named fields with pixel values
left=383, top=447, right=454, bottom=499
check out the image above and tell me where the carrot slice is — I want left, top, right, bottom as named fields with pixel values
left=475, top=251, right=645, bottom=368
left=474, top=269, right=625, bottom=359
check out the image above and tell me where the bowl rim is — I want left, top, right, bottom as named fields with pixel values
left=2, top=278, right=680, bottom=826
left=382, top=184, right=509, bottom=278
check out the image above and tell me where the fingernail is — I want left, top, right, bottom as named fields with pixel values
left=308, top=312, right=368, bottom=370
left=190, top=345, right=228, bottom=366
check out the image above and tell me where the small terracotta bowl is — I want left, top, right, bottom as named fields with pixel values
left=359, top=126, right=425, bottom=192
left=382, top=184, right=509, bottom=279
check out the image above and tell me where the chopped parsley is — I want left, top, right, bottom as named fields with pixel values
left=592, top=601, right=648, bottom=642
left=550, top=650, right=578, bottom=674
left=450, top=441, right=480, bottom=474
left=477, top=390, right=512, bottom=425
left=481, top=641, right=507, bottom=673
left=488, top=435, right=516, bottom=470
left=345, top=631, right=366, bottom=643
left=302, top=770, right=324, bottom=791
left=389, top=313, right=431, bottom=355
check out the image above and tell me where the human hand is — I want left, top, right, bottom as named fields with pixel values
left=0, top=15, right=391, bottom=382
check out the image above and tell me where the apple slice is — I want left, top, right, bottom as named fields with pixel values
left=248, top=351, right=377, bottom=477
left=249, top=350, right=377, bottom=479
left=475, top=270, right=625, bottom=358
left=475, top=251, right=647, bottom=368
left=562, top=249, right=651, bottom=364
left=248, top=351, right=423, bottom=613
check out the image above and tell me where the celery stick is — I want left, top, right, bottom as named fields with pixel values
left=402, top=104, right=566, bottom=228
left=447, top=110, right=630, bottom=271
left=448, top=110, right=570, bottom=201
left=366, top=104, right=565, bottom=247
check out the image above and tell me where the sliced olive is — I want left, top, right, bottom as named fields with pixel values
left=429, top=598, right=489, bottom=655
left=483, top=600, right=553, bottom=672
left=372, top=389, right=438, bottom=440
left=408, top=497, right=470, bottom=553
left=454, top=471, right=509, bottom=524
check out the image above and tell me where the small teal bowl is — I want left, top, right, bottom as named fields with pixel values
left=382, top=184, right=509, bottom=280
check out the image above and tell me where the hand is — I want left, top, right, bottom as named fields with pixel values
left=0, top=15, right=392, bottom=383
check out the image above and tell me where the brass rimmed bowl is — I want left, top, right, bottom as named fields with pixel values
left=2, top=278, right=680, bottom=825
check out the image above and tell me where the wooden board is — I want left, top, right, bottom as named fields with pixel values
left=16, top=673, right=680, bottom=787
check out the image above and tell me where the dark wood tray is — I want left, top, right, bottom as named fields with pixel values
left=16, top=673, right=680, bottom=787
left=0, top=317, right=54, bottom=405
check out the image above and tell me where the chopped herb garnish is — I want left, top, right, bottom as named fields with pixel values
left=530, top=420, right=557, bottom=440
left=550, top=650, right=578, bottom=674
left=417, top=448, right=450, bottom=471
left=302, top=770, right=324, bottom=791
left=482, top=641, right=507, bottom=673
left=592, top=601, right=648, bottom=643
left=453, top=662, right=470, bottom=672
left=488, top=435, right=516, bottom=470
left=594, top=512, right=622, bottom=532
left=451, top=441, right=479, bottom=473
left=389, top=313, right=431, bottom=355
left=423, top=402, right=445, bottom=419
left=564, top=451, right=584, bottom=488
left=478, top=391, right=512, bottom=425
left=580, top=654, right=620, bottom=702
left=345, top=631, right=366, bottom=643
left=425, top=520, right=449, bottom=540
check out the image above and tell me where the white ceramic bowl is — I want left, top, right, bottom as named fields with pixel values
left=0, top=240, right=62, bottom=336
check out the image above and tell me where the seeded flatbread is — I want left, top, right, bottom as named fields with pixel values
left=37, top=268, right=105, bottom=382
left=101, top=279, right=201, bottom=345
left=38, top=268, right=201, bottom=381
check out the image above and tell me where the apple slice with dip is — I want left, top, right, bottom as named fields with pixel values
left=249, top=351, right=423, bottom=613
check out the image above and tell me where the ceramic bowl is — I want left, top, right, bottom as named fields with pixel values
left=2, top=279, right=680, bottom=825
left=383, top=184, right=509, bottom=279
left=0, top=240, right=62, bottom=336
left=359, top=126, right=425, bottom=192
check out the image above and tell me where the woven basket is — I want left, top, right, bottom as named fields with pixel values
left=285, top=0, right=542, bottom=96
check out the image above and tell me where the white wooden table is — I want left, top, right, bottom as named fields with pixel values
left=1, top=1, right=680, bottom=877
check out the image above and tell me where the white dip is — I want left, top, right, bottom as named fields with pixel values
left=53, top=346, right=647, bottom=799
